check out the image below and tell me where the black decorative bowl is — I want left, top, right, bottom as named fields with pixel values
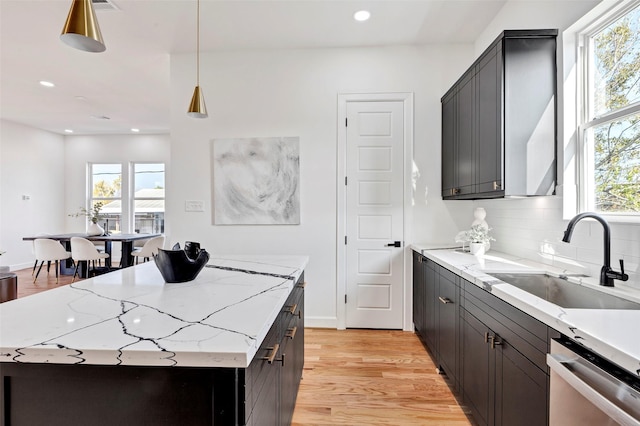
left=153, top=247, right=210, bottom=283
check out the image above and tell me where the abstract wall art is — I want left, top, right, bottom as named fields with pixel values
left=212, top=137, right=300, bottom=225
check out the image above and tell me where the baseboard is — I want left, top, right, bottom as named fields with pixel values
left=304, top=316, right=337, bottom=329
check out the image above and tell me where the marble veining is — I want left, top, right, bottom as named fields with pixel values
left=412, top=244, right=640, bottom=378
left=0, top=255, right=308, bottom=368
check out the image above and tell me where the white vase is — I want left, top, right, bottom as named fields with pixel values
left=87, top=222, right=104, bottom=236
left=469, top=242, right=485, bottom=256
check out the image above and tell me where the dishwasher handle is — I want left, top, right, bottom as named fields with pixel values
left=547, top=354, right=640, bottom=426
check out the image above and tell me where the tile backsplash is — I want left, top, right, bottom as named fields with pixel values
left=472, top=196, right=640, bottom=291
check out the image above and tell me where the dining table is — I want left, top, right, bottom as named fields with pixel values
left=23, top=233, right=162, bottom=277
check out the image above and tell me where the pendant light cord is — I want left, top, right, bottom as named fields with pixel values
left=196, top=0, right=200, bottom=86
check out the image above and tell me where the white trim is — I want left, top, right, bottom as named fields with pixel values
left=336, top=92, right=414, bottom=331
left=563, top=0, right=640, bottom=222
left=305, top=316, right=338, bottom=329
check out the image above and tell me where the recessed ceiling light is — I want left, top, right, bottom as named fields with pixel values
left=64, top=129, right=73, bottom=133
left=131, top=128, right=140, bottom=133
left=39, top=81, right=55, bottom=88
left=354, top=10, right=370, bottom=22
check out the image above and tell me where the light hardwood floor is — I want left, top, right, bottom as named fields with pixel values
left=292, top=328, right=473, bottom=425
left=11, top=267, right=472, bottom=425
left=13, top=264, right=82, bottom=298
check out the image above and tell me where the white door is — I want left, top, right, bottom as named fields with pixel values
left=345, top=100, right=404, bottom=329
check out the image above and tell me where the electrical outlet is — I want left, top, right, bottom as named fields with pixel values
left=22, top=194, right=30, bottom=200
left=185, top=200, right=204, bottom=212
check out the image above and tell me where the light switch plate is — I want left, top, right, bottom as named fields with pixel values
left=185, top=200, right=204, bottom=212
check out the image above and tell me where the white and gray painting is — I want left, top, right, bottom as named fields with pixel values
left=212, top=137, right=300, bottom=225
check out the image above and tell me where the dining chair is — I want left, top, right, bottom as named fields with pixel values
left=70, top=237, right=110, bottom=282
left=33, top=238, right=72, bottom=284
left=31, top=233, right=52, bottom=276
left=131, top=235, right=165, bottom=264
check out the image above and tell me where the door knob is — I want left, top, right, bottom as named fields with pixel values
left=386, top=241, right=401, bottom=247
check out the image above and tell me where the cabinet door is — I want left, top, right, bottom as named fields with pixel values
left=437, top=270, right=458, bottom=379
left=423, top=258, right=437, bottom=351
left=442, top=90, right=457, bottom=198
left=476, top=43, right=503, bottom=195
left=457, top=70, right=476, bottom=196
left=248, top=362, right=279, bottom=426
left=412, top=252, right=426, bottom=337
left=281, top=291, right=304, bottom=426
left=461, top=309, right=493, bottom=426
left=495, top=342, right=547, bottom=426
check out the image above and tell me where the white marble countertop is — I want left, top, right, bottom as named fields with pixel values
left=0, top=255, right=308, bottom=368
left=411, top=243, right=640, bottom=378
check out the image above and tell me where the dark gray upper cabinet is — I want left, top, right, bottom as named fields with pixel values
left=441, top=29, right=558, bottom=200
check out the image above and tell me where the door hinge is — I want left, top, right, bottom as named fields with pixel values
left=345, top=117, right=348, bottom=127
left=345, top=176, right=348, bottom=185
left=345, top=294, right=347, bottom=304
left=345, top=236, right=347, bottom=245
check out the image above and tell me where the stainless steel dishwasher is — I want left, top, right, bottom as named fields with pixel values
left=547, top=337, right=640, bottom=426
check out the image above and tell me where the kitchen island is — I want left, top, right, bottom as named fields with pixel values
left=0, top=255, right=308, bottom=425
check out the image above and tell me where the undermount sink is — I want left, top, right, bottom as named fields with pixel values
left=488, top=273, right=640, bottom=310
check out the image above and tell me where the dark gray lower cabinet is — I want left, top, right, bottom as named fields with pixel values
left=412, top=254, right=459, bottom=388
left=413, top=254, right=557, bottom=426
left=436, top=267, right=459, bottom=384
left=461, top=309, right=493, bottom=425
left=247, top=278, right=305, bottom=426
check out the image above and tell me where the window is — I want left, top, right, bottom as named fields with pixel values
left=579, top=1, right=640, bottom=215
left=88, top=162, right=165, bottom=234
left=133, top=163, right=165, bottom=234
left=90, top=163, right=122, bottom=233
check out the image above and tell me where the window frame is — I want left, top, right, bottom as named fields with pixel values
left=88, top=162, right=124, bottom=232
left=576, top=0, right=640, bottom=221
left=131, top=162, right=165, bottom=234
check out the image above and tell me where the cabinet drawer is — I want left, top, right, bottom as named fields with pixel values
left=463, top=280, right=548, bottom=372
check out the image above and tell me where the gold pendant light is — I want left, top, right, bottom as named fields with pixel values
left=60, top=0, right=106, bottom=53
left=187, top=0, right=208, bottom=118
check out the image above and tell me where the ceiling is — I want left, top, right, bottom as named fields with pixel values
left=0, top=0, right=509, bottom=135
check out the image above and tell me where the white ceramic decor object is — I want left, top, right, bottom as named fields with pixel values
left=87, top=222, right=104, bottom=236
left=472, top=207, right=491, bottom=252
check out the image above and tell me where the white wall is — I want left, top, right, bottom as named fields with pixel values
left=0, top=120, right=66, bottom=270
left=468, top=1, right=640, bottom=292
left=168, top=45, right=475, bottom=327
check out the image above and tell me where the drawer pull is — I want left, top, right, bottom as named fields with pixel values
left=287, top=304, right=301, bottom=318
left=438, top=296, right=453, bottom=304
left=493, top=181, right=499, bottom=190
left=484, top=332, right=490, bottom=343
left=489, top=335, right=502, bottom=349
left=261, top=343, right=280, bottom=364
left=286, top=326, right=297, bottom=339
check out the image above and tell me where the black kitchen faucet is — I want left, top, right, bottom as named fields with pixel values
left=562, top=212, right=629, bottom=287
